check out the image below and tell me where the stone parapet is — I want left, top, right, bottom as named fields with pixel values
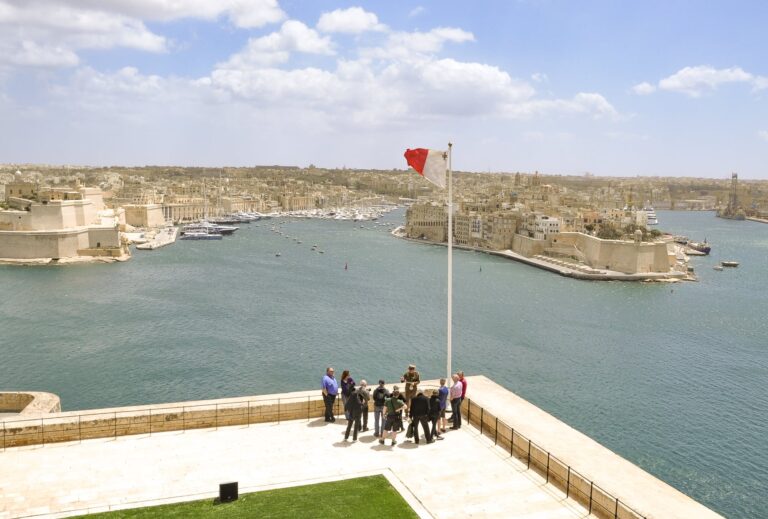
left=461, top=376, right=723, bottom=519
left=1, top=389, right=331, bottom=449
left=0, top=392, right=61, bottom=416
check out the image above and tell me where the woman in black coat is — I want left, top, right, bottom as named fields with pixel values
left=428, top=390, right=443, bottom=440
left=344, top=384, right=364, bottom=441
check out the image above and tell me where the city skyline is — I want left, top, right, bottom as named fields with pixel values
left=1, top=1, right=767, bottom=178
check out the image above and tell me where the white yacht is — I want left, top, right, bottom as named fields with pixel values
left=644, top=207, right=659, bottom=226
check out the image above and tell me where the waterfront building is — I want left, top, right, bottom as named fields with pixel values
left=404, top=202, right=447, bottom=242
left=124, top=204, right=166, bottom=228
left=0, top=185, right=128, bottom=262
left=529, top=214, right=560, bottom=240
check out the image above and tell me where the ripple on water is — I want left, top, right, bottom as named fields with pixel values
left=0, top=210, right=766, bottom=518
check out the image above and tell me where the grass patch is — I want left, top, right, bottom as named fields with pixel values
left=80, top=475, right=418, bottom=518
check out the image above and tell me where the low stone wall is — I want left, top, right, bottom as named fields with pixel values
left=1, top=391, right=335, bottom=449
left=0, top=392, right=61, bottom=415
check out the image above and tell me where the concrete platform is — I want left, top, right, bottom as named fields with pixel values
left=0, top=414, right=589, bottom=519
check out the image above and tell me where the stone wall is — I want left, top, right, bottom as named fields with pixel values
left=124, top=204, right=165, bottom=228
left=0, top=392, right=61, bottom=415
left=512, top=234, right=547, bottom=257
left=0, top=228, right=90, bottom=259
left=1, top=391, right=336, bottom=449
left=554, top=232, right=670, bottom=274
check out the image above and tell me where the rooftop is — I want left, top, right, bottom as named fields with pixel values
left=0, top=376, right=723, bottom=519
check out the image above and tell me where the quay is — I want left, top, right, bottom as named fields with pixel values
left=134, top=226, right=179, bottom=251
left=0, top=377, right=722, bottom=518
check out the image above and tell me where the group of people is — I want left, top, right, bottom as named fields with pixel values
left=321, top=365, right=469, bottom=446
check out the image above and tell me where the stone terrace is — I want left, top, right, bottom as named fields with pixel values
left=0, top=376, right=723, bottom=519
left=3, top=412, right=587, bottom=518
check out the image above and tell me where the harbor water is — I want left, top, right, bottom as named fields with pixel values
left=1, top=210, right=766, bottom=518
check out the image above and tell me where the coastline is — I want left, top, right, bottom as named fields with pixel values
left=391, top=227, right=688, bottom=282
left=0, top=253, right=130, bottom=266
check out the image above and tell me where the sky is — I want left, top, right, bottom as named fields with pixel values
left=1, top=0, right=767, bottom=178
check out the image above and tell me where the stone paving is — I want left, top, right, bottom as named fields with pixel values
left=1, top=414, right=590, bottom=519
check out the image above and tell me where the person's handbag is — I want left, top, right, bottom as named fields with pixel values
left=406, top=421, right=414, bottom=438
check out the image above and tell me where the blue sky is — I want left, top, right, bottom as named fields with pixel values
left=1, top=0, right=766, bottom=178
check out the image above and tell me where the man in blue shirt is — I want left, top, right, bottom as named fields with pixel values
left=438, top=377, right=450, bottom=434
left=322, top=367, right=338, bottom=422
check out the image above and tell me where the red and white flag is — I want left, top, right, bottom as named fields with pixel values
left=404, top=148, right=447, bottom=188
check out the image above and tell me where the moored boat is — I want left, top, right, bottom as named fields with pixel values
left=687, top=240, right=711, bottom=255
left=644, top=207, right=659, bottom=225
left=180, top=230, right=223, bottom=240
left=721, top=261, right=739, bottom=267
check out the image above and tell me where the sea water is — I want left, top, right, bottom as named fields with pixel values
left=1, top=210, right=766, bottom=518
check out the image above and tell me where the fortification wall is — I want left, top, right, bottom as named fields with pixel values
left=0, top=228, right=90, bottom=259
left=554, top=232, right=669, bottom=274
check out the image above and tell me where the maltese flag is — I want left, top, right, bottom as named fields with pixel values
left=404, top=148, right=447, bottom=188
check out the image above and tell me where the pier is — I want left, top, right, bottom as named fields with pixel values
left=135, top=226, right=179, bottom=251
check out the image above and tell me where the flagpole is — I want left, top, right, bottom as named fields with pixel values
left=447, top=142, right=453, bottom=380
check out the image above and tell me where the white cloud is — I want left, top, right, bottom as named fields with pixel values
left=753, top=76, right=768, bottom=91
left=659, top=66, right=752, bottom=96
left=3, top=14, right=622, bottom=165
left=631, top=81, right=656, bottom=95
left=759, top=130, right=768, bottom=142
left=0, top=0, right=286, bottom=69
left=362, top=27, right=475, bottom=60
left=409, top=6, right=425, bottom=18
left=317, top=7, right=386, bottom=34
left=507, top=92, right=618, bottom=120
left=531, top=72, right=548, bottom=83
left=51, top=0, right=286, bottom=28
left=0, top=0, right=167, bottom=68
left=218, top=21, right=334, bottom=68
left=634, top=65, right=768, bottom=97
left=5, top=40, right=80, bottom=67
left=211, top=30, right=616, bottom=124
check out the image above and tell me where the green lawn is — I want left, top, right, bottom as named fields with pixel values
left=80, top=475, right=419, bottom=518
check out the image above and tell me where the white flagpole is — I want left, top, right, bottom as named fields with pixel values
left=447, top=142, right=453, bottom=379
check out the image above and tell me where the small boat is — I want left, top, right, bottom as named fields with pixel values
left=713, top=265, right=724, bottom=271
left=721, top=261, right=739, bottom=267
left=276, top=252, right=281, bottom=257
left=687, top=240, right=711, bottom=255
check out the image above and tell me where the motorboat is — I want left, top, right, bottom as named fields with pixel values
left=720, top=261, right=739, bottom=267
left=687, top=240, right=711, bottom=255
left=183, top=221, right=238, bottom=236
left=644, top=207, right=659, bottom=225
left=180, top=229, right=223, bottom=240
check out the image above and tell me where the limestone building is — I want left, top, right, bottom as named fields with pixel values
left=0, top=184, right=128, bottom=262
left=405, top=202, right=447, bottom=242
